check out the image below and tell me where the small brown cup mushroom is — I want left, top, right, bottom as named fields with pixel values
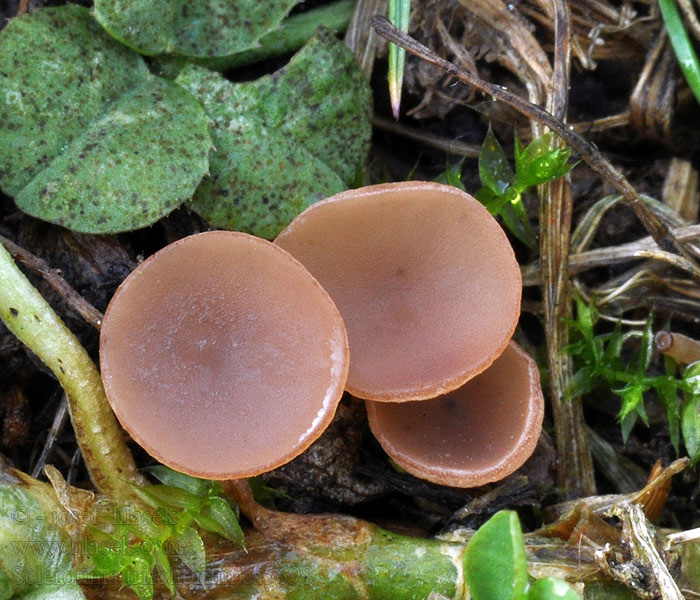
left=99, top=231, right=349, bottom=480
left=654, top=330, right=700, bottom=365
left=365, top=341, right=544, bottom=488
left=275, top=181, right=522, bottom=402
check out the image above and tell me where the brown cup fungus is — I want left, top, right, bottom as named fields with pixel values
left=365, top=341, right=544, bottom=487
left=654, top=330, right=700, bottom=365
left=275, top=181, right=522, bottom=402
left=99, top=231, right=349, bottom=480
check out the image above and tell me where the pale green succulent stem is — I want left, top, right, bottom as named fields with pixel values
left=0, top=242, right=144, bottom=497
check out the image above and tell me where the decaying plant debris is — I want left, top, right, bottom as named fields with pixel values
left=3, top=0, right=700, bottom=598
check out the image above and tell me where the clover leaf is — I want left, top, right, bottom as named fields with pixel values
left=94, top=0, right=299, bottom=58
left=176, top=28, right=372, bottom=238
left=0, top=6, right=211, bottom=234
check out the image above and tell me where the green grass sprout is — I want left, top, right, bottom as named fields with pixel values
left=438, top=126, right=574, bottom=250
left=659, top=0, right=700, bottom=106
left=387, top=0, right=410, bottom=119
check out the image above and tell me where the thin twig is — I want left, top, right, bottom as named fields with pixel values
left=679, top=0, right=700, bottom=44
left=373, top=116, right=481, bottom=157
left=370, top=16, right=700, bottom=283
left=31, top=394, right=69, bottom=479
left=0, top=235, right=103, bottom=330
left=522, top=223, right=700, bottom=285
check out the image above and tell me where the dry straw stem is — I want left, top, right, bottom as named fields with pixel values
left=519, top=0, right=653, bottom=67
left=522, top=223, right=700, bottom=285
left=545, top=458, right=688, bottom=521
left=370, top=16, right=700, bottom=283
left=662, top=158, right=700, bottom=223
left=558, top=192, right=700, bottom=322
left=603, top=503, right=684, bottom=600
left=537, top=0, right=595, bottom=500
left=344, top=0, right=386, bottom=78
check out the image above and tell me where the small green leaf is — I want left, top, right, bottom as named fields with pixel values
left=631, top=317, right=654, bottom=375
left=620, top=409, right=638, bottom=444
left=198, top=497, right=244, bottom=545
left=683, top=361, right=700, bottom=396
left=0, top=6, right=211, bottom=233
left=94, top=0, right=299, bottom=58
left=565, top=366, right=596, bottom=399
left=145, top=466, right=212, bottom=497
left=121, top=554, right=155, bottom=600
left=682, top=394, right=700, bottom=464
left=499, top=201, right=537, bottom=250
left=172, top=526, right=206, bottom=585
left=602, top=321, right=624, bottom=364
left=616, top=384, right=646, bottom=425
left=247, top=477, right=288, bottom=508
left=434, top=160, right=466, bottom=191
left=132, top=484, right=202, bottom=511
left=151, top=546, right=175, bottom=597
left=465, top=511, right=529, bottom=600
left=656, top=376, right=682, bottom=454
left=514, top=133, right=573, bottom=190
left=122, top=506, right=163, bottom=541
left=479, top=126, right=515, bottom=196
left=475, top=186, right=503, bottom=214
left=176, top=28, right=372, bottom=238
left=0, top=484, right=77, bottom=598
left=527, top=577, right=581, bottom=600
left=574, top=295, right=598, bottom=343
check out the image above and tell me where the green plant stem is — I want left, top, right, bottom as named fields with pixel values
left=197, top=0, right=356, bottom=71
left=0, top=242, right=144, bottom=497
left=1, top=467, right=690, bottom=600
left=659, top=0, right=700, bottom=106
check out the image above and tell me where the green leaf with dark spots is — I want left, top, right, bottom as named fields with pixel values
left=94, top=0, right=299, bottom=58
left=176, top=28, right=372, bottom=239
left=0, top=6, right=211, bottom=233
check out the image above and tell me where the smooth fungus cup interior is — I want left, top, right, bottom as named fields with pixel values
left=99, top=231, right=349, bottom=480
left=365, top=341, right=544, bottom=488
left=275, top=181, right=522, bottom=402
